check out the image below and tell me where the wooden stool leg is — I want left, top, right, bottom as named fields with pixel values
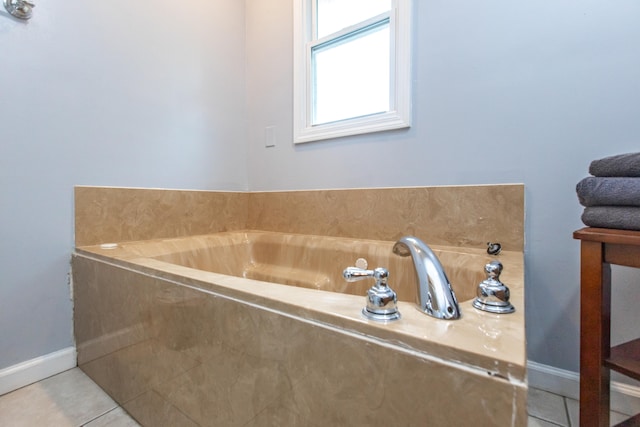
left=580, top=240, right=611, bottom=426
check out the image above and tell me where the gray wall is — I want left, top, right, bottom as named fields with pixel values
left=245, top=0, right=640, bottom=374
left=1, top=0, right=639, bottom=378
left=0, top=0, right=248, bottom=369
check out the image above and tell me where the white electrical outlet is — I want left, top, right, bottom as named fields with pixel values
left=265, top=126, right=276, bottom=148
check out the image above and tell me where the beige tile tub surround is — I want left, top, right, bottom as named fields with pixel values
left=248, top=185, right=524, bottom=251
left=74, top=187, right=250, bottom=247
left=75, top=184, right=524, bottom=251
left=73, top=184, right=526, bottom=426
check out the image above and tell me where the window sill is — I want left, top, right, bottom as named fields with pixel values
left=293, top=110, right=410, bottom=144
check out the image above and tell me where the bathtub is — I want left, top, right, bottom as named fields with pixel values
left=73, top=230, right=527, bottom=426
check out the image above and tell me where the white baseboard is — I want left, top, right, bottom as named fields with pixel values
left=0, top=347, right=77, bottom=396
left=528, top=360, right=640, bottom=416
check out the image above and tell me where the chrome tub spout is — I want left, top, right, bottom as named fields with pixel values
left=393, top=236, right=461, bottom=320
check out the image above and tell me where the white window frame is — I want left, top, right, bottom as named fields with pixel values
left=293, top=0, right=412, bottom=144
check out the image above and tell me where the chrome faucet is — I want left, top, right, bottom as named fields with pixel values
left=392, top=236, right=461, bottom=320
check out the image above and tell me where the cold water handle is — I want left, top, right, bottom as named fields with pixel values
left=472, top=260, right=515, bottom=314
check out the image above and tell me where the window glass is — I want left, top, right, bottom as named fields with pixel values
left=316, top=0, right=391, bottom=38
left=293, top=0, right=411, bottom=144
left=312, top=22, right=390, bottom=125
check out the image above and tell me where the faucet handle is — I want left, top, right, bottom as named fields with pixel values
left=343, top=266, right=400, bottom=322
left=472, top=260, right=515, bottom=314
left=343, top=266, right=374, bottom=281
left=343, top=266, right=386, bottom=283
left=485, top=260, right=503, bottom=280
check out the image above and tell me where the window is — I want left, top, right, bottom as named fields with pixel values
left=293, top=0, right=412, bottom=144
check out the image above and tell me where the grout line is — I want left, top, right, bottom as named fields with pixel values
left=80, top=406, right=120, bottom=427
left=563, top=396, right=572, bottom=427
left=527, top=387, right=572, bottom=427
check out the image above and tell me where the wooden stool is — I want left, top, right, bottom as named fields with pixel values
left=574, top=227, right=640, bottom=427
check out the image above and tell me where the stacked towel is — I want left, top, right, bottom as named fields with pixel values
left=577, top=152, right=640, bottom=231
left=589, top=152, right=640, bottom=177
left=576, top=177, right=640, bottom=207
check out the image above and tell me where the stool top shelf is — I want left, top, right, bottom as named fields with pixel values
left=574, top=227, right=640, bottom=245
left=574, top=227, right=640, bottom=269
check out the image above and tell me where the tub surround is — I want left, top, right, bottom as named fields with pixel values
left=73, top=185, right=526, bottom=426
left=74, top=186, right=249, bottom=247
left=247, top=185, right=524, bottom=251
left=75, top=184, right=524, bottom=251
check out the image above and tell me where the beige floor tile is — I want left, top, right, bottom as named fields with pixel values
left=527, top=388, right=569, bottom=427
left=528, top=416, right=563, bottom=426
left=611, top=411, right=635, bottom=425
left=565, top=397, right=632, bottom=427
left=0, top=368, right=117, bottom=427
left=83, top=407, right=141, bottom=427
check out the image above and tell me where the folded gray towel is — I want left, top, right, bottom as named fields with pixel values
left=589, top=152, right=640, bottom=177
left=581, top=206, right=640, bottom=231
left=576, top=177, right=640, bottom=207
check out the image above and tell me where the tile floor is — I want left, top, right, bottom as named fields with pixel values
left=0, top=367, right=635, bottom=426
left=527, top=387, right=633, bottom=427
left=0, top=368, right=139, bottom=427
